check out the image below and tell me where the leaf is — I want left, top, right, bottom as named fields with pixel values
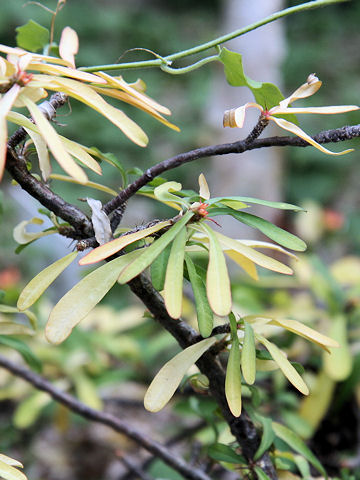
left=0, top=323, right=34, bottom=336
left=118, top=212, right=193, bottom=284
left=254, top=467, right=272, bottom=480
left=24, top=127, right=51, bottom=180
left=0, top=459, right=27, bottom=480
left=225, top=337, right=242, bottom=417
left=0, top=84, right=21, bottom=180
left=144, top=337, right=216, bottom=412
left=79, top=220, right=171, bottom=265
left=198, top=173, right=210, bottom=200
left=151, top=244, right=172, bottom=291
left=246, top=407, right=276, bottom=461
left=13, top=391, right=50, bottom=429
left=86, top=148, right=127, bottom=186
left=73, top=372, right=102, bottom=410
left=200, top=224, right=232, bottom=317
left=49, top=174, right=117, bottom=196
left=13, top=217, right=56, bottom=244
left=214, top=209, right=306, bottom=252
left=323, top=315, right=352, bottom=381
left=59, top=27, right=78, bottom=68
left=257, top=335, right=309, bottom=395
left=21, top=95, right=88, bottom=183
left=59, top=137, right=102, bottom=175
left=272, top=422, right=327, bottom=478
left=185, top=255, right=213, bottom=337
left=17, top=252, right=78, bottom=311
left=15, top=20, right=49, bottom=52
left=208, top=196, right=303, bottom=211
left=242, top=321, right=256, bottom=385
left=154, top=181, right=189, bottom=208
left=0, top=336, right=42, bottom=372
left=207, top=443, right=246, bottom=464
left=86, top=198, right=112, bottom=246
left=0, top=455, right=23, bottom=469
left=164, top=226, right=187, bottom=319
left=45, top=250, right=141, bottom=344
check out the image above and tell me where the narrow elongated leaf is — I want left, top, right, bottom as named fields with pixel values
left=225, top=337, right=242, bottom=417
left=60, top=137, right=102, bottom=174
left=272, top=421, right=327, bottom=478
left=79, top=220, right=171, bottom=265
left=207, top=443, right=246, bottom=464
left=0, top=323, right=34, bottom=336
left=242, top=322, right=256, bottom=385
left=151, top=243, right=172, bottom=291
left=21, top=96, right=88, bottom=183
left=0, top=455, right=22, bottom=469
left=164, top=226, right=187, bottom=319
left=254, top=467, right=272, bottom=480
left=185, top=255, right=213, bottom=337
left=17, top=252, right=78, bottom=311
left=209, top=196, right=303, bottom=211
left=323, top=314, right=352, bottom=381
left=24, top=127, right=51, bottom=180
left=0, top=460, right=27, bottom=480
left=0, top=336, right=42, bottom=372
left=0, top=84, right=21, bottom=180
left=118, top=212, right=193, bottom=284
left=200, top=224, right=232, bottom=317
left=46, top=250, right=141, bottom=344
left=144, top=337, right=216, bottom=412
left=225, top=249, right=258, bottom=280
left=257, top=335, right=309, bottom=395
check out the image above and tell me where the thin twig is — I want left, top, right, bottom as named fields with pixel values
left=0, top=354, right=211, bottom=480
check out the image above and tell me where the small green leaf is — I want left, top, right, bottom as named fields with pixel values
left=272, top=422, right=327, bottom=478
left=14, top=391, right=50, bottom=429
left=144, top=337, right=216, bottom=412
left=200, top=223, right=232, bottom=317
left=118, top=211, right=194, bottom=284
left=242, top=321, right=256, bottom=385
left=254, top=466, right=272, bottom=480
left=254, top=415, right=275, bottom=461
left=151, top=243, right=172, bottom=291
left=17, top=252, right=78, bottom=311
left=164, top=226, right=187, bottom=318
left=16, top=20, right=49, bottom=52
left=46, top=250, right=141, bottom=344
left=185, top=255, right=213, bottom=337
left=207, top=443, right=246, bottom=464
left=225, top=337, right=242, bottom=417
left=0, top=336, right=42, bottom=372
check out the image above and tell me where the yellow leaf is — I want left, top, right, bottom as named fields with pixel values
left=0, top=84, right=21, bottom=180
left=59, top=137, right=102, bottom=175
left=28, top=62, right=107, bottom=83
left=13, top=217, right=55, bottom=244
left=17, top=252, right=78, bottom=311
left=144, top=337, right=217, bottom=412
left=225, top=338, right=242, bottom=417
left=225, top=249, right=258, bottom=280
left=0, top=455, right=23, bottom=469
left=223, top=102, right=262, bottom=128
left=21, top=95, right=88, bottom=183
left=278, top=77, right=322, bottom=108
left=59, top=27, right=78, bottom=68
left=198, top=173, right=210, bottom=200
left=24, top=127, right=51, bottom=180
left=49, top=174, right=117, bottom=196
left=79, top=220, right=171, bottom=265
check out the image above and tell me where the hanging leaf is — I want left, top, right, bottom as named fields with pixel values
left=118, top=212, right=193, bottom=284
left=241, top=321, right=256, bottom=385
left=24, top=128, right=51, bottom=180
left=17, top=252, right=78, bottom=311
left=272, top=422, right=327, bottom=478
left=200, top=224, right=232, bottom=317
left=144, top=337, right=216, bottom=412
left=164, top=226, right=187, bottom=319
left=151, top=243, right=172, bottom=291
left=15, top=20, right=49, bottom=52
left=257, top=335, right=309, bottom=395
left=46, top=250, right=141, bottom=344
left=185, top=255, right=213, bottom=337
left=225, top=336, right=242, bottom=417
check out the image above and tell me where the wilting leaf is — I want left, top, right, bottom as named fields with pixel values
left=200, top=224, right=232, bottom=317
left=323, top=314, right=352, bottom=381
left=86, top=198, right=112, bottom=246
left=164, top=226, right=187, bottom=319
left=272, top=422, right=327, bottom=478
left=242, top=321, right=256, bottom=385
left=46, top=250, right=141, bottom=344
left=17, top=252, right=78, bottom=311
left=225, top=337, right=242, bottom=417
left=16, top=20, right=49, bottom=52
left=118, top=212, right=193, bottom=284
left=144, top=337, right=216, bottom=412
left=185, top=255, right=213, bottom=337
left=13, top=217, right=56, bottom=245
left=257, top=335, right=309, bottom=395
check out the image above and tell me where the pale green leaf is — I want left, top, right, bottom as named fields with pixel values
left=185, top=255, right=213, bottom=337
left=257, top=335, right=309, bottom=395
left=14, top=391, right=50, bottom=429
left=24, top=127, right=51, bottom=180
left=209, top=196, right=303, bottom=211
left=46, top=250, right=141, bottom=344
left=59, top=26, right=78, bottom=68
left=118, top=212, right=193, bottom=284
left=144, top=337, right=216, bottom=412
left=154, top=181, right=189, bottom=208
left=0, top=460, right=27, bottom=480
left=73, top=372, right=102, bottom=410
left=323, top=315, right=352, bottom=381
left=200, top=224, right=232, bottom=317
left=0, top=455, right=22, bottom=469
left=17, top=252, right=78, bottom=311
left=272, top=421, right=327, bottom=478
left=164, top=226, right=187, bottom=319
left=0, top=323, right=34, bottom=336
left=225, top=338, right=242, bottom=417
left=242, top=321, right=256, bottom=385
left=13, top=217, right=56, bottom=245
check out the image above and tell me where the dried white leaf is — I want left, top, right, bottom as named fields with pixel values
left=87, top=198, right=112, bottom=246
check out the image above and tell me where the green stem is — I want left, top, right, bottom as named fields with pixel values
left=79, top=0, right=346, bottom=73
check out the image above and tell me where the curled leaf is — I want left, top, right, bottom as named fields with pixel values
left=13, top=217, right=56, bottom=244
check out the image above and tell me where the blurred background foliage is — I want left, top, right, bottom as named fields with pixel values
left=0, top=1, right=359, bottom=479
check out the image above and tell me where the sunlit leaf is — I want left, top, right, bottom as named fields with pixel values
left=79, top=220, right=171, bottom=265
left=118, top=212, right=193, bottom=284
left=185, top=255, right=213, bottom=337
left=15, top=20, right=49, bottom=52
left=272, top=422, right=327, bottom=478
left=0, top=459, right=27, bottom=480
left=59, top=26, right=78, bottom=68
left=46, top=250, right=141, bottom=344
left=224, top=249, right=258, bottom=280
left=144, top=337, right=216, bottom=412
left=242, top=321, right=256, bottom=385
left=59, top=137, right=102, bottom=175
left=17, top=252, right=78, bottom=311
left=200, top=224, right=232, bottom=317
left=323, top=315, right=352, bottom=381
left=225, top=337, right=242, bottom=417
left=164, top=226, right=187, bottom=319
left=257, top=335, right=309, bottom=395
left=0, top=455, right=23, bottom=469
